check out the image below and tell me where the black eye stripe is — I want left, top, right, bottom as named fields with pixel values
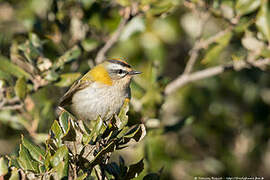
left=110, top=69, right=128, bottom=75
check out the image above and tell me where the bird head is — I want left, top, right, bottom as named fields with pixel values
left=88, top=58, right=141, bottom=87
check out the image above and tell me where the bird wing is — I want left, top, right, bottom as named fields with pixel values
left=59, top=79, right=92, bottom=107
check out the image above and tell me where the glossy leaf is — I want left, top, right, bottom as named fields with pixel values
left=18, top=145, right=39, bottom=172
left=21, top=135, right=45, bottom=164
left=9, top=167, right=20, bottom=180
left=86, top=116, right=106, bottom=143
left=50, top=145, right=69, bottom=167
left=51, top=120, right=63, bottom=147
left=59, top=111, right=70, bottom=135
left=7, top=156, right=20, bottom=169
left=51, top=161, right=68, bottom=179
left=0, top=157, right=8, bottom=176
left=116, top=99, right=130, bottom=129
left=90, top=141, right=116, bottom=166
left=75, top=172, right=88, bottom=180
left=125, top=159, right=144, bottom=179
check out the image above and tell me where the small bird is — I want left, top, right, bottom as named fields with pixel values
left=59, top=58, right=141, bottom=121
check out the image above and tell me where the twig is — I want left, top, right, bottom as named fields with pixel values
left=197, top=27, right=232, bottom=49
left=165, top=58, right=270, bottom=95
left=1, top=104, right=23, bottom=110
left=182, top=26, right=232, bottom=75
left=184, top=0, right=239, bottom=26
left=183, top=13, right=210, bottom=75
left=182, top=1, right=233, bottom=75
left=0, top=97, right=22, bottom=110
left=95, top=7, right=137, bottom=64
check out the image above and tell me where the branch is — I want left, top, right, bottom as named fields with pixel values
left=0, top=97, right=22, bottom=110
left=95, top=7, right=138, bottom=64
left=182, top=13, right=210, bottom=75
left=182, top=1, right=233, bottom=75
left=164, top=58, right=270, bottom=95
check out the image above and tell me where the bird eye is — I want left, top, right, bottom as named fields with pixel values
left=118, top=69, right=124, bottom=74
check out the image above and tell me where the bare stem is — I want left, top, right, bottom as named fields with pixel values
left=165, top=58, right=270, bottom=95
left=94, top=6, right=138, bottom=64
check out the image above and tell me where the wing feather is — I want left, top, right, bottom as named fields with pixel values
left=59, top=79, right=92, bottom=107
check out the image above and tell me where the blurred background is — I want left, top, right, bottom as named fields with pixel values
left=0, top=0, right=270, bottom=179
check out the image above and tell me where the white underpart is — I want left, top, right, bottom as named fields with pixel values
left=71, top=82, right=127, bottom=121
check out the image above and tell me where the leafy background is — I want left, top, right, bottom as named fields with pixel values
left=0, top=0, right=270, bottom=179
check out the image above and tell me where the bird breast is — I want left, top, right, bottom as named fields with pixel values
left=71, top=82, right=129, bottom=121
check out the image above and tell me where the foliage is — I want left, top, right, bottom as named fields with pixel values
left=1, top=101, right=147, bottom=179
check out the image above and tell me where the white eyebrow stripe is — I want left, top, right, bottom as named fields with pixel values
left=110, top=63, right=123, bottom=69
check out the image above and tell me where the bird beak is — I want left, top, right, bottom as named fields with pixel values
left=128, top=70, right=142, bottom=75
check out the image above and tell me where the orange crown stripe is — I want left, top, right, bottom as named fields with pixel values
left=108, top=58, right=131, bottom=68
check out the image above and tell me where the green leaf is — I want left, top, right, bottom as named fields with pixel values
left=50, top=145, right=69, bottom=167
left=9, top=167, right=20, bottom=180
left=54, top=45, right=81, bottom=70
left=21, top=135, right=46, bottom=164
left=236, top=0, right=261, bottom=16
left=39, top=164, right=46, bottom=173
left=0, top=56, right=31, bottom=79
left=59, top=111, right=70, bottom=135
left=0, top=70, right=13, bottom=83
left=55, top=73, right=81, bottom=87
left=0, top=157, right=8, bottom=176
left=58, top=110, right=77, bottom=141
left=15, top=77, right=27, bottom=100
left=45, top=70, right=59, bottom=81
left=29, top=33, right=42, bottom=49
left=51, top=161, right=68, bottom=179
left=124, top=125, right=141, bottom=139
left=117, top=126, right=130, bottom=139
left=90, top=141, right=116, bottom=166
left=75, top=172, right=88, bottom=180
left=51, top=120, right=63, bottom=147
left=7, top=156, right=20, bottom=169
left=256, top=1, right=270, bottom=43
left=202, top=32, right=232, bottom=64
left=117, top=124, right=146, bottom=148
left=44, top=150, right=51, bottom=171
left=116, top=99, right=130, bottom=129
left=85, top=116, right=106, bottom=143
left=18, top=144, right=39, bottom=172
left=81, top=39, right=99, bottom=52
left=148, top=1, right=174, bottom=16
left=51, top=120, right=63, bottom=140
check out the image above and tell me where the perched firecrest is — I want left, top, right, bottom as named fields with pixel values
left=59, top=58, right=141, bottom=121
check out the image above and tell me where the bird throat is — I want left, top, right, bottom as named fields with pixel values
left=88, top=65, right=113, bottom=86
